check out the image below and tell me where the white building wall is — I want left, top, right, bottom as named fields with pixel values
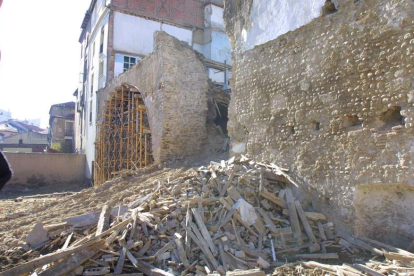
left=84, top=8, right=110, bottom=179
left=241, top=0, right=326, bottom=52
left=113, top=12, right=192, bottom=57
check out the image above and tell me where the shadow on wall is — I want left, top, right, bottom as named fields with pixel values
left=354, top=184, right=414, bottom=248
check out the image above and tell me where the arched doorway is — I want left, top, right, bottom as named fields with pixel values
left=94, top=84, right=153, bottom=185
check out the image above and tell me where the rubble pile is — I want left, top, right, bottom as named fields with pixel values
left=1, top=156, right=414, bottom=276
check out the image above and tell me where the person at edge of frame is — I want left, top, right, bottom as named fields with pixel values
left=0, top=150, right=12, bottom=191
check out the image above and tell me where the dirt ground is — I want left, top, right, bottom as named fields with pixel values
left=0, top=154, right=411, bottom=275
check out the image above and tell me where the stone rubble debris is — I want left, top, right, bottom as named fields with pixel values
left=1, top=156, right=414, bottom=276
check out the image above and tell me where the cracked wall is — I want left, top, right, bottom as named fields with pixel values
left=224, top=0, right=414, bottom=246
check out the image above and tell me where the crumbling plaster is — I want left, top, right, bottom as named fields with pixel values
left=224, top=0, right=414, bottom=246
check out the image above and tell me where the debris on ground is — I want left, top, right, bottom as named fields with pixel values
left=1, top=156, right=414, bottom=275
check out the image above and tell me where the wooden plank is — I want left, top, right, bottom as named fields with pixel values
left=359, top=236, right=414, bottom=257
left=337, top=231, right=383, bottom=256
left=114, top=247, right=127, bottom=274
left=137, top=239, right=152, bottom=256
left=217, top=241, right=228, bottom=273
left=127, top=250, right=139, bottom=267
left=296, top=253, right=338, bottom=259
left=37, top=240, right=105, bottom=276
left=232, top=243, right=268, bottom=260
left=219, top=166, right=238, bottom=197
left=0, top=238, right=104, bottom=276
left=227, top=187, right=242, bottom=201
left=261, top=191, right=287, bottom=209
left=351, top=264, right=385, bottom=276
left=294, top=201, right=317, bottom=243
left=96, top=205, right=112, bottom=236
left=192, top=208, right=218, bottom=254
left=257, top=208, right=278, bottom=233
left=383, top=251, right=414, bottom=262
left=285, top=189, right=302, bottom=245
left=174, top=233, right=190, bottom=267
left=317, top=222, right=327, bottom=241
left=61, top=232, right=73, bottom=250
left=282, top=209, right=326, bottom=221
left=182, top=222, right=219, bottom=270
left=154, top=241, right=174, bottom=258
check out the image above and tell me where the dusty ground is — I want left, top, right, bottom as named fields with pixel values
left=0, top=153, right=230, bottom=271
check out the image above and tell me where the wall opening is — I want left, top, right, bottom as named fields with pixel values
left=214, top=102, right=229, bottom=135
left=311, top=121, right=321, bottom=131
left=322, top=0, right=338, bottom=16
left=344, top=115, right=363, bottom=129
left=379, top=106, right=404, bottom=130
left=94, top=84, right=153, bottom=185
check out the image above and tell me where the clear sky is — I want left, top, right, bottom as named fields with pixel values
left=0, top=0, right=90, bottom=128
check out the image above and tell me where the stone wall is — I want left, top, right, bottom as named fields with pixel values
left=224, top=0, right=414, bottom=246
left=4, top=153, right=86, bottom=186
left=98, top=32, right=225, bottom=163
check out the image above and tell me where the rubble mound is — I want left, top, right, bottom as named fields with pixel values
left=1, top=157, right=414, bottom=275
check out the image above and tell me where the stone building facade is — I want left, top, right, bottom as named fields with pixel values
left=224, top=0, right=414, bottom=246
left=75, top=0, right=231, bottom=178
left=97, top=32, right=227, bottom=164
left=49, top=102, right=75, bottom=153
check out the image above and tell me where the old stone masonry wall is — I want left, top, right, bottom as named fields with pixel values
left=224, top=0, right=414, bottom=246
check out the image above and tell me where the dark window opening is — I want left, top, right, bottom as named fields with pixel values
left=123, top=56, right=137, bottom=72
left=322, top=0, right=338, bottom=16
left=214, top=102, right=229, bottom=135
left=312, top=121, right=321, bottom=131
left=289, top=126, right=295, bottom=135
left=99, top=27, right=104, bottom=55
left=379, top=106, right=404, bottom=130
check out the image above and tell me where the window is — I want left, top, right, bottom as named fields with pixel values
left=92, top=42, right=96, bottom=67
left=99, top=61, right=104, bottom=76
left=99, top=27, right=104, bottom=55
left=90, top=74, right=94, bottom=95
left=123, top=56, right=137, bottom=72
left=65, top=122, right=74, bottom=136
left=89, top=101, right=93, bottom=124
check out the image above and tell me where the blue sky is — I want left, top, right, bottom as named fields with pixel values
left=0, top=0, right=90, bottom=128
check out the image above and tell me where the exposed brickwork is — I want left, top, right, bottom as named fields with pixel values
left=111, top=0, right=204, bottom=28
left=224, top=0, right=414, bottom=246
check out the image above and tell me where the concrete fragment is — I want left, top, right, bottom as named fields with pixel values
left=257, top=257, right=270, bottom=269
left=26, top=222, right=48, bottom=248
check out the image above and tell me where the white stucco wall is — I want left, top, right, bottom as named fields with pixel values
left=85, top=10, right=110, bottom=179
left=113, top=12, right=192, bottom=56
left=204, top=4, right=225, bottom=30
left=242, top=0, right=326, bottom=52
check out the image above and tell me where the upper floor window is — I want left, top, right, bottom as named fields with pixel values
left=123, top=56, right=136, bottom=72
left=90, top=73, right=94, bottom=95
left=99, top=27, right=104, bottom=55
left=99, top=61, right=104, bottom=76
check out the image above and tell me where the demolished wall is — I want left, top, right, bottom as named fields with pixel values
left=224, top=0, right=414, bottom=247
left=97, top=31, right=227, bottom=164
